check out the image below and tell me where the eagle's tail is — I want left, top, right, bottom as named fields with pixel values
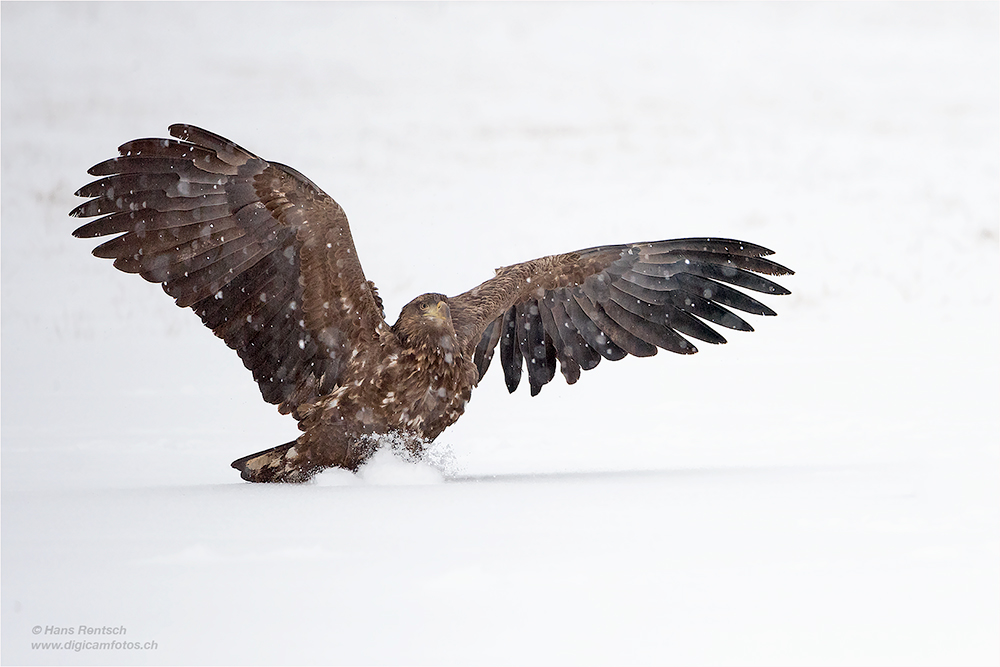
left=231, top=440, right=317, bottom=483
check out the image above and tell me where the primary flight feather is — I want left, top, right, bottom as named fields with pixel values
left=72, top=124, right=793, bottom=482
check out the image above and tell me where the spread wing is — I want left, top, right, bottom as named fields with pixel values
left=450, top=239, right=793, bottom=396
left=71, top=124, right=386, bottom=415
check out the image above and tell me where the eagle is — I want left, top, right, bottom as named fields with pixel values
left=71, top=124, right=793, bottom=483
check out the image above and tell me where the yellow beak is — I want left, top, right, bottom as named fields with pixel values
left=425, top=300, right=449, bottom=322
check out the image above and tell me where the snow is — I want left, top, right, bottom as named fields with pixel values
left=2, top=2, right=998, bottom=665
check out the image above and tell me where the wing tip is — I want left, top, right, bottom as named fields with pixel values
left=68, top=202, right=90, bottom=219
left=168, top=123, right=194, bottom=140
left=769, top=262, right=795, bottom=278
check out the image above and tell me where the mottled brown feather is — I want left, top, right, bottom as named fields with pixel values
left=72, top=124, right=385, bottom=415
left=450, top=239, right=792, bottom=395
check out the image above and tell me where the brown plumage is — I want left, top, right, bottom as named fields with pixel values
left=72, top=124, right=794, bottom=482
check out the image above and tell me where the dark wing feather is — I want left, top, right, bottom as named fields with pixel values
left=450, top=238, right=792, bottom=395
left=72, top=124, right=386, bottom=415
left=498, top=307, right=523, bottom=393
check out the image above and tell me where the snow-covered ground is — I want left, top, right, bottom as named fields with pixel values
left=2, top=3, right=998, bottom=665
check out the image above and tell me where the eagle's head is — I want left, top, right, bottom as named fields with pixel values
left=392, top=293, right=456, bottom=348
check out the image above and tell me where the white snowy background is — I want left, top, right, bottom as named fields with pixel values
left=2, top=3, right=998, bottom=665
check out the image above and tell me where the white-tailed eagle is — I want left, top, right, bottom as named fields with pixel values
left=72, top=125, right=793, bottom=482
